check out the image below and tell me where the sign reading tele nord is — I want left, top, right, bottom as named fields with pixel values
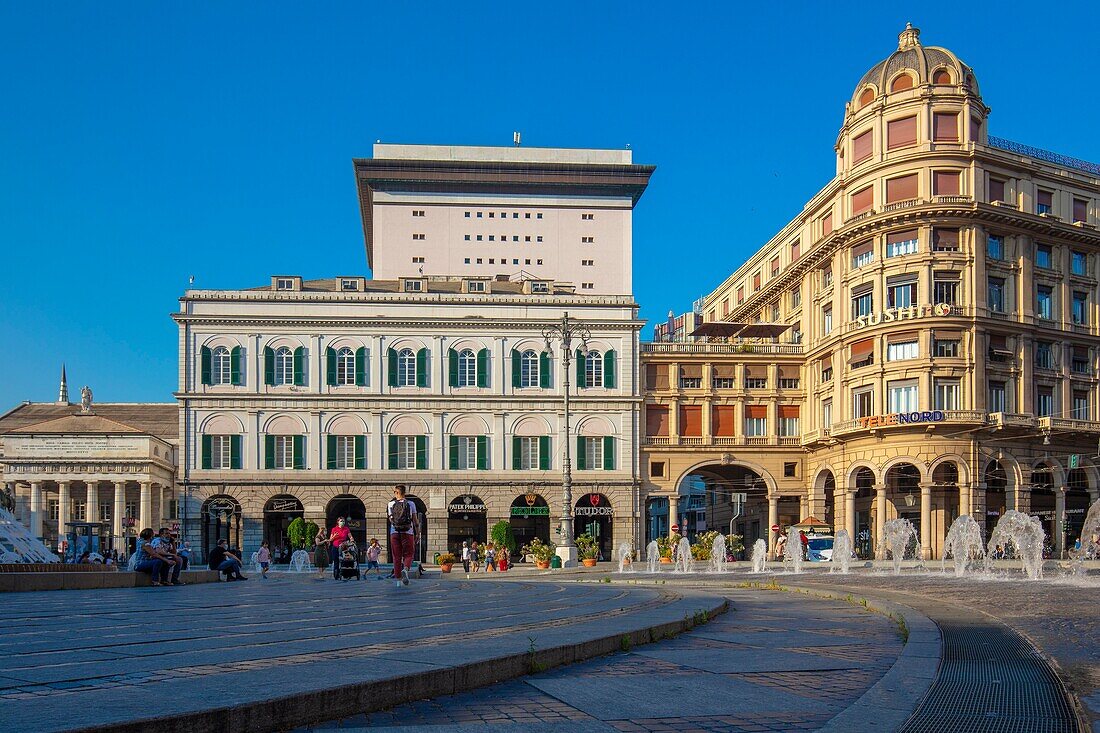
left=858, top=410, right=946, bottom=429
left=852, top=303, right=952, bottom=329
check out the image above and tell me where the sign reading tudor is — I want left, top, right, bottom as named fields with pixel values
left=574, top=493, right=613, bottom=517
left=852, top=303, right=952, bottom=329
left=858, top=410, right=946, bottom=429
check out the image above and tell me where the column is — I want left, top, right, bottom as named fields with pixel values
left=799, top=494, right=809, bottom=521
left=919, top=482, right=933, bottom=560
left=58, top=481, right=71, bottom=551
left=113, top=481, right=125, bottom=548
left=767, top=494, right=779, bottom=554
left=874, top=483, right=887, bottom=559
left=86, top=480, right=99, bottom=523
left=1055, top=486, right=1067, bottom=558
left=140, top=481, right=153, bottom=531
left=844, top=487, right=856, bottom=541
left=668, top=494, right=679, bottom=537
left=29, top=481, right=43, bottom=539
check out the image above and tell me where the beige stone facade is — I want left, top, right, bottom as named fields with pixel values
left=642, top=26, right=1100, bottom=560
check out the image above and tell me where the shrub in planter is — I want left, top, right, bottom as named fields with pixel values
left=576, top=533, right=600, bottom=564
left=523, top=537, right=555, bottom=568
left=287, top=517, right=320, bottom=550
left=490, top=521, right=517, bottom=554
left=437, top=552, right=456, bottom=572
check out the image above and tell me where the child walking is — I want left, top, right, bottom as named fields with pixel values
left=365, top=538, right=383, bottom=578
left=257, top=540, right=271, bottom=579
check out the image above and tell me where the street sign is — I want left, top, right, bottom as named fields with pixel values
left=1069, top=454, right=1080, bottom=469
left=770, top=524, right=780, bottom=532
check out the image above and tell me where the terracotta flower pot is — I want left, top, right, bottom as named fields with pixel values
left=440, top=564, right=453, bottom=573
left=535, top=560, right=551, bottom=569
left=659, top=557, right=673, bottom=564
left=582, top=558, right=598, bottom=567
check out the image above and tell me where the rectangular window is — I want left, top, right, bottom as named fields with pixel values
left=934, top=338, right=960, bottom=358
left=340, top=278, right=360, bottom=291
left=886, top=230, right=918, bottom=257
left=853, top=389, right=873, bottom=419
left=275, top=278, right=294, bottom=291
left=821, top=211, right=834, bottom=236
left=887, top=116, right=917, bottom=149
left=517, top=436, right=539, bottom=470
left=823, top=307, right=833, bottom=334
left=583, top=437, right=604, bottom=469
left=1037, top=190, right=1053, bottom=215
left=823, top=268, right=833, bottom=287
left=1036, top=244, right=1053, bottom=269
left=850, top=337, right=874, bottom=368
left=211, top=435, right=233, bottom=469
left=988, top=278, right=1005, bottom=313
left=404, top=280, right=423, bottom=292
left=753, top=272, right=761, bottom=291
left=887, top=280, right=917, bottom=308
left=713, top=376, right=735, bottom=389
left=822, top=365, right=833, bottom=382
left=791, top=240, right=801, bottom=260
left=736, top=287, right=744, bottom=304
left=852, top=242, right=874, bottom=268
left=1073, top=198, right=1088, bottom=223
left=1035, top=341, right=1055, bottom=370
left=1073, top=291, right=1088, bottom=324
left=335, top=435, right=356, bottom=470
left=778, top=411, right=800, bottom=437
left=779, top=378, right=800, bottom=389
left=1036, top=388, right=1054, bottom=417
left=73, top=500, right=86, bottom=522
left=744, top=378, right=768, bottom=389
left=887, top=340, right=918, bottom=361
left=1073, top=393, right=1090, bottom=420
left=822, top=400, right=832, bottom=428
left=744, top=405, right=768, bottom=437
left=888, top=380, right=919, bottom=413
left=790, top=287, right=802, bottom=309
left=886, top=174, right=918, bottom=203
left=989, top=178, right=1006, bottom=203
left=933, top=228, right=959, bottom=252
left=1072, top=251, right=1087, bottom=276
left=935, top=380, right=960, bottom=411
left=933, top=171, right=961, bottom=196
left=395, top=436, right=418, bottom=470
left=1073, top=347, right=1090, bottom=374
left=455, top=436, right=479, bottom=470
left=934, top=273, right=960, bottom=305
left=933, top=112, right=959, bottom=142
left=851, top=290, right=873, bottom=319
left=274, top=435, right=295, bottom=470
left=989, top=382, right=1007, bottom=413
left=851, top=186, right=874, bottom=216
left=852, top=130, right=873, bottom=163
left=1036, top=286, right=1053, bottom=320
left=771, top=257, right=780, bottom=277
left=987, top=234, right=1004, bottom=261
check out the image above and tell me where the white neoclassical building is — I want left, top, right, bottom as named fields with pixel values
left=175, top=275, right=643, bottom=562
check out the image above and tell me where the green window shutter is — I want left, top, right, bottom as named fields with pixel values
left=604, top=349, right=616, bottom=388
left=477, top=348, right=489, bottom=388
left=448, top=348, right=459, bottom=387
left=293, top=435, right=306, bottom=469
left=575, top=349, right=586, bottom=388
left=326, top=347, right=337, bottom=386
left=264, top=347, right=275, bottom=386
left=576, top=436, right=587, bottom=470
left=326, top=435, right=337, bottom=470
left=387, top=348, right=398, bottom=387
left=476, top=435, right=488, bottom=470
left=354, top=435, right=366, bottom=469
left=538, top=436, right=551, bottom=470
left=293, top=347, right=306, bottom=386
left=511, top=349, right=521, bottom=387
left=416, top=348, right=428, bottom=387
left=264, top=435, right=275, bottom=469
left=201, top=434, right=212, bottom=469
left=200, top=346, right=212, bottom=385
left=230, top=346, right=242, bottom=385
left=449, top=435, right=459, bottom=470
left=512, top=436, right=522, bottom=470
left=415, top=435, right=427, bottom=469
left=603, top=436, right=615, bottom=470
left=539, top=352, right=551, bottom=388
left=230, top=435, right=242, bottom=469
left=355, top=347, right=366, bottom=386
left=387, top=435, right=398, bottom=470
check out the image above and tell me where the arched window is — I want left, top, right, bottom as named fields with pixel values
left=336, top=347, right=355, bottom=386
left=274, top=347, right=294, bottom=386
left=858, top=87, right=874, bottom=109
left=585, top=350, right=604, bottom=388
left=890, top=74, right=914, bottom=92
left=212, top=346, right=232, bottom=385
left=398, top=348, right=417, bottom=387
left=458, top=349, right=477, bottom=387
left=932, top=68, right=952, bottom=85
left=520, top=350, right=540, bottom=387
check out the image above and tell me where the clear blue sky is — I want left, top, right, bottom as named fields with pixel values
left=3, top=2, right=1099, bottom=407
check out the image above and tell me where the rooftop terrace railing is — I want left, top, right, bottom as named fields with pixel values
left=988, top=136, right=1100, bottom=177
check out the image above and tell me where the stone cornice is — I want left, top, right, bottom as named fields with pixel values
left=176, top=395, right=643, bottom=410
left=172, top=315, right=644, bottom=332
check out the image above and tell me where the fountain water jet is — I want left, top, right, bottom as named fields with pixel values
left=941, top=515, right=985, bottom=577
left=882, top=518, right=918, bottom=575
left=289, top=549, right=312, bottom=573
left=674, top=537, right=692, bottom=573
left=986, top=509, right=1045, bottom=579
left=710, top=534, right=728, bottom=573
left=829, top=529, right=853, bottom=574
left=617, top=542, right=634, bottom=573
left=750, top=538, right=767, bottom=573
left=645, top=540, right=659, bottom=573
left=783, top=527, right=804, bottom=574
left=1070, top=499, right=1100, bottom=566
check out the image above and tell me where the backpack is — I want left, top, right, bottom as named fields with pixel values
left=390, top=499, right=413, bottom=532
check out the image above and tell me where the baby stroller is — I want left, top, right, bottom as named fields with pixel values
left=338, top=543, right=360, bottom=581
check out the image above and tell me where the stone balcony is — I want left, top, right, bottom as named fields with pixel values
left=1037, top=416, right=1100, bottom=434
left=641, top=342, right=803, bottom=355
left=642, top=436, right=802, bottom=448
left=829, top=410, right=988, bottom=438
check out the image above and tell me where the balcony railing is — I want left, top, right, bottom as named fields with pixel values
left=988, top=412, right=1035, bottom=428
left=831, top=410, right=987, bottom=437
left=933, top=195, right=972, bottom=205
left=1037, top=417, right=1100, bottom=434
left=641, top=436, right=803, bottom=448
left=881, top=198, right=923, bottom=213
left=641, top=342, right=803, bottom=355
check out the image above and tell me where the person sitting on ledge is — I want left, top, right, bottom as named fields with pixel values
left=152, top=528, right=186, bottom=586
left=207, top=539, right=247, bottom=581
left=132, top=528, right=169, bottom=586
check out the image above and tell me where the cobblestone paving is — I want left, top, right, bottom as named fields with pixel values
left=302, top=591, right=904, bottom=732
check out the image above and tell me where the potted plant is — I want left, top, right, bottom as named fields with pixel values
left=437, top=552, right=456, bottom=572
left=576, top=533, right=599, bottom=567
left=656, top=533, right=680, bottom=563
left=523, top=537, right=555, bottom=569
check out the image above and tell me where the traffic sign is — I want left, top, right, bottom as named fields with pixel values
left=770, top=524, right=780, bottom=532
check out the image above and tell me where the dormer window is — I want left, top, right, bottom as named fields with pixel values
left=403, top=279, right=424, bottom=293
left=932, top=68, right=952, bottom=84
left=530, top=281, right=550, bottom=294
left=465, top=279, right=487, bottom=293
left=274, top=277, right=298, bottom=291
left=890, top=73, right=914, bottom=92
left=340, top=278, right=360, bottom=291
left=857, top=87, right=875, bottom=109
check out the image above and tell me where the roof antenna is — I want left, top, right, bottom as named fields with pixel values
left=513, top=131, right=522, bottom=147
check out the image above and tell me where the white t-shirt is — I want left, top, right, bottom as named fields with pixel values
left=387, top=498, right=417, bottom=535
left=461, top=546, right=470, bottom=560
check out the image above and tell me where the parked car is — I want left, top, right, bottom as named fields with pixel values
left=806, top=535, right=834, bottom=562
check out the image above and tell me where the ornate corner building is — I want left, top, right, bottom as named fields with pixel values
left=641, top=25, right=1100, bottom=560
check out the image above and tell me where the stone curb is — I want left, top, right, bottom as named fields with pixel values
left=0, top=569, right=220, bottom=592
left=74, top=588, right=727, bottom=733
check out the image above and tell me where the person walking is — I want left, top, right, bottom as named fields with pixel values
left=313, top=526, right=330, bottom=578
left=774, top=532, right=788, bottom=561
left=387, top=485, right=418, bottom=587
left=484, top=543, right=496, bottom=572
left=364, top=538, right=382, bottom=577
left=327, top=517, right=351, bottom=581
left=798, top=530, right=810, bottom=560
left=257, top=540, right=271, bottom=579
left=469, top=541, right=480, bottom=572
left=460, top=541, right=471, bottom=573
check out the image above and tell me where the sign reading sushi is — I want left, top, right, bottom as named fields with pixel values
left=852, top=303, right=952, bottom=329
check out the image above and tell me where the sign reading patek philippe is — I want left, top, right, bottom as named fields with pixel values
left=852, top=303, right=952, bottom=329
left=449, top=496, right=486, bottom=513
left=858, top=410, right=946, bottom=429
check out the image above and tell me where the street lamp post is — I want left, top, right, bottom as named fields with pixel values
left=544, top=311, right=590, bottom=568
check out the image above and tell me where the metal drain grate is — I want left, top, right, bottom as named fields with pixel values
left=899, top=617, right=1078, bottom=733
